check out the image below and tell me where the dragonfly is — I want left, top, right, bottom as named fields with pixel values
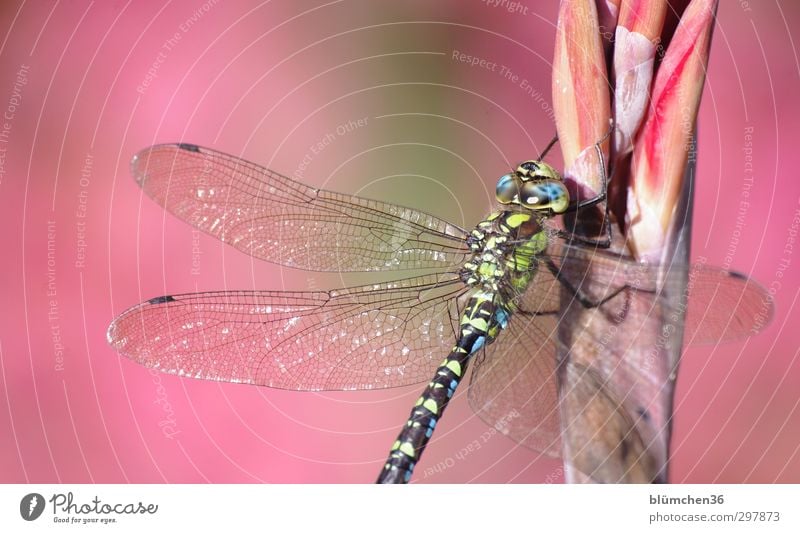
left=107, top=141, right=772, bottom=483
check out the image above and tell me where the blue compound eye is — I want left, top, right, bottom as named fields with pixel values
left=495, top=173, right=519, bottom=204
left=520, top=180, right=570, bottom=213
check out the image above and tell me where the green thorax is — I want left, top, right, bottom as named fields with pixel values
left=461, top=210, right=549, bottom=298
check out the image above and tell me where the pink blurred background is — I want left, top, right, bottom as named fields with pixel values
left=1, top=1, right=798, bottom=483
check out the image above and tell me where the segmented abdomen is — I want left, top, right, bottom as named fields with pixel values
left=376, top=290, right=503, bottom=483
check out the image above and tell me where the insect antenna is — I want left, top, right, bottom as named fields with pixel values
left=537, top=135, right=559, bottom=161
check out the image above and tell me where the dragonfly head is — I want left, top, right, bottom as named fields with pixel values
left=495, top=160, right=569, bottom=214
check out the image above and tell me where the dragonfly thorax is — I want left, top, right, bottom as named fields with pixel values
left=461, top=210, right=548, bottom=294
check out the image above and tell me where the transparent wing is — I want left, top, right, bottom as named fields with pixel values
left=543, top=240, right=774, bottom=343
left=107, top=273, right=466, bottom=391
left=467, top=241, right=774, bottom=456
left=131, top=144, right=471, bottom=272
left=468, top=265, right=563, bottom=457
left=682, top=269, right=773, bottom=344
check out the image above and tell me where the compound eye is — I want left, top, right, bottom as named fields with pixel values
left=519, top=180, right=569, bottom=213
left=495, top=173, right=519, bottom=204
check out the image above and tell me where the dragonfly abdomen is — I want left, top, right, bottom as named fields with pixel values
left=376, top=290, right=503, bottom=483
left=377, top=210, right=548, bottom=483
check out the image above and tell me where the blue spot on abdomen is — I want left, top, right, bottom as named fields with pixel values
left=469, top=335, right=486, bottom=354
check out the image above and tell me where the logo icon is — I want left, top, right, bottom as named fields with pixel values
left=20, top=493, right=45, bottom=521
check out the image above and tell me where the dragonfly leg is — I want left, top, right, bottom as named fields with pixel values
left=544, top=258, right=628, bottom=309
left=560, top=126, right=614, bottom=249
left=552, top=226, right=612, bottom=251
